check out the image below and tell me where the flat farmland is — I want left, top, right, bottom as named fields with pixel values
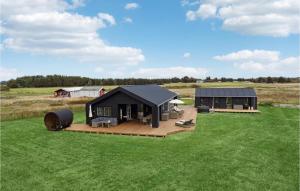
left=1, top=86, right=117, bottom=120
left=167, top=82, right=300, bottom=105
left=1, top=82, right=299, bottom=120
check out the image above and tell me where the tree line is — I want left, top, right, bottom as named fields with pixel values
left=2, top=75, right=299, bottom=88
left=3, top=75, right=195, bottom=88
left=204, top=76, right=300, bottom=83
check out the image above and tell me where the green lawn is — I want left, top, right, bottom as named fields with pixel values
left=1, top=106, right=299, bottom=190
left=180, top=98, right=194, bottom=105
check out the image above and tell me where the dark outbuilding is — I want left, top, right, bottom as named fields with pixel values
left=86, top=85, right=177, bottom=128
left=195, top=88, right=257, bottom=110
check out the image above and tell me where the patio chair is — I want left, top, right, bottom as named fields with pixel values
left=142, top=117, right=148, bottom=125
left=137, top=112, right=144, bottom=123
left=102, top=120, right=111, bottom=128
left=161, top=112, right=169, bottom=121
left=174, top=106, right=184, bottom=113
left=169, top=111, right=179, bottom=119
left=173, top=106, right=184, bottom=116
left=175, top=119, right=195, bottom=128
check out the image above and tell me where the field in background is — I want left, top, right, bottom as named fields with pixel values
left=1, top=86, right=117, bottom=120
left=1, top=82, right=299, bottom=120
left=165, top=82, right=300, bottom=105
left=1, top=106, right=299, bottom=190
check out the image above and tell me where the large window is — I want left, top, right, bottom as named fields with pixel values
left=226, top=97, right=232, bottom=105
left=96, top=106, right=112, bottom=117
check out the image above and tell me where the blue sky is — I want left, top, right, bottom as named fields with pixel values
left=1, top=0, right=299, bottom=80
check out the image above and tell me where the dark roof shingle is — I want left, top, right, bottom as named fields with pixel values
left=121, top=85, right=177, bottom=105
left=195, top=88, right=256, bottom=97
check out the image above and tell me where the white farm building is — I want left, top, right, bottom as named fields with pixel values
left=54, top=86, right=105, bottom=98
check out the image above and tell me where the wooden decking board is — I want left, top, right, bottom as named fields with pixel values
left=64, top=106, right=197, bottom=137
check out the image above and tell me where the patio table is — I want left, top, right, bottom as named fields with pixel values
left=92, top=120, right=111, bottom=128
left=100, top=120, right=111, bottom=128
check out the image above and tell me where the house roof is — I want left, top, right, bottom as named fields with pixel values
left=195, top=88, right=257, bottom=97
left=81, top=86, right=104, bottom=91
left=121, top=85, right=177, bottom=105
left=89, top=84, right=177, bottom=106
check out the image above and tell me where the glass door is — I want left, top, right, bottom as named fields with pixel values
left=126, top=104, right=132, bottom=120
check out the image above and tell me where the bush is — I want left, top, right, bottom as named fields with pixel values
left=191, top=84, right=200, bottom=88
left=66, top=98, right=92, bottom=105
left=49, top=101, right=64, bottom=106
left=259, top=101, right=273, bottom=106
left=0, top=85, right=10, bottom=91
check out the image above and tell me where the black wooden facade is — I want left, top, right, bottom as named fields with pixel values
left=86, top=85, right=177, bottom=128
left=195, top=88, right=257, bottom=110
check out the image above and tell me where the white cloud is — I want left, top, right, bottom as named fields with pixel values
left=1, top=0, right=69, bottom=17
left=1, top=0, right=144, bottom=65
left=70, top=0, right=85, bottom=9
left=98, top=13, right=116, bottom=26
left=123, top=17, right=133, bottom=23
left=0, top=67, right=21, bottom=81
left=125, top=3, right=139, bottom=10
left=94, top=66, right=208, bottom=78
left=186, top=11, right=197, bottom=21
left=214, top=50, right=300, bottom=74
left=214, top=50, right=280, bottom=63
left=186, top=3, right=216, bottom=20
left=183, top=52, right=191, bottom=58
left=132, top=66, right=208, bottom=78
left=95, top=66, right=104, bottom=72
left=181, top=0, right=200, bottom=7
left=186, top=0, right=300, bottom=37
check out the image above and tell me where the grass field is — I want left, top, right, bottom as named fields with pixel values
left=168, top=82, right=300, bottom=104
left=1, top=106, right=298, bottom=190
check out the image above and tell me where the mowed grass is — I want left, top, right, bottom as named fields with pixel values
left=1, top=106, right=299, bottom=191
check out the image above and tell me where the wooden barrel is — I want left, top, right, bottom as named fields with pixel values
left=44, top=109, right=73, bottom=131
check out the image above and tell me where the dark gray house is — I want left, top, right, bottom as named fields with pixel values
left=195, top=88, right=257, bottom=110
left=86, top=85, right=177, bottom=128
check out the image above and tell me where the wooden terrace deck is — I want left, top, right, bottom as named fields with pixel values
left=64, top=106, right=197, bottom=137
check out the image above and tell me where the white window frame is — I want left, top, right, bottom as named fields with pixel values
left=96, top=106, right=112, bottom=117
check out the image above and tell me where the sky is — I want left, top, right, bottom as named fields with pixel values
left=0, top=0, right=299, bottom=80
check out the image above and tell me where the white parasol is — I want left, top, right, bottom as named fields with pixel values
left=89, top=104, right=93, bottom=117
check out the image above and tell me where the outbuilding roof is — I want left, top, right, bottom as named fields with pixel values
left=195, top=88, right=257, bottom=97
